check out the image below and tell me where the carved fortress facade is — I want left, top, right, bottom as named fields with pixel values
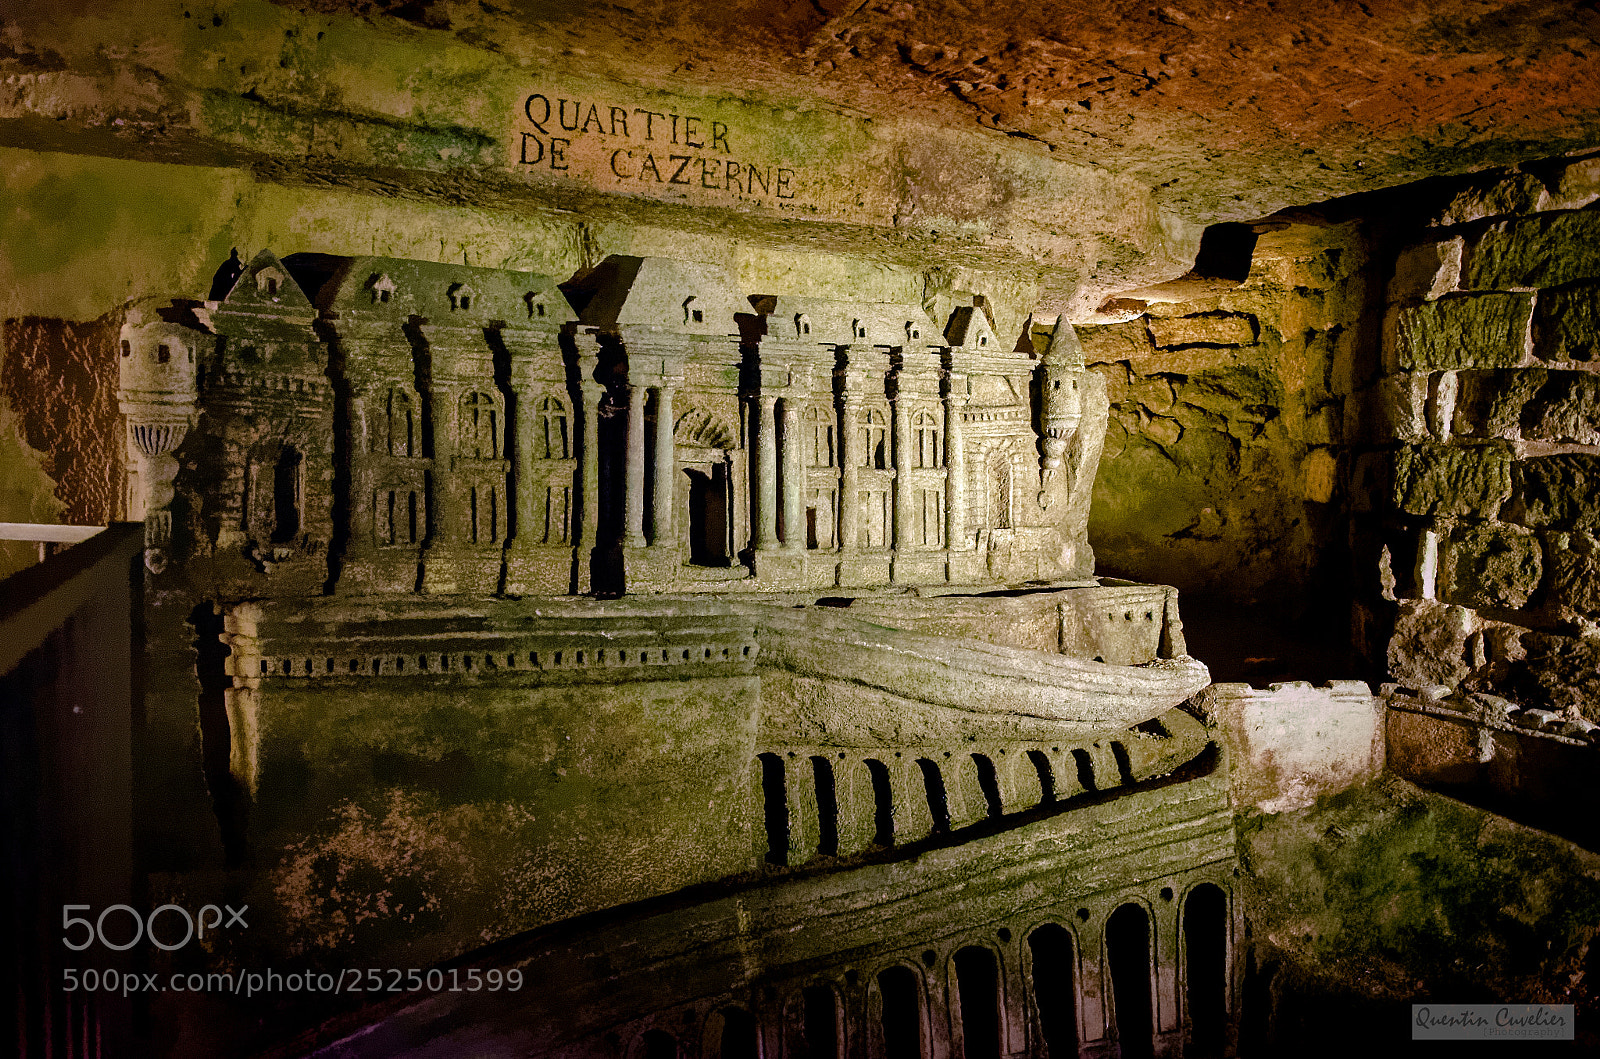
left=120, top=250, right=1105, bottom=600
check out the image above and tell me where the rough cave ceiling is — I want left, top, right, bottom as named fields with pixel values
left=3, top=0, right=1600, bottom=313
left=308, top=0, right=1600, bottom=218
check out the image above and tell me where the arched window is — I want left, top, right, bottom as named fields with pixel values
left=914, top=410, right=942, bottom=468
left=1107, top=904, right=1154, bottom=1059
left=795, top=312, right=812, bottom=337
left=387, top=389, right=415, bottom=457
left=1027, top=924, right=1077, bottom=1058
left=535, top=395, right=570, bottom=459
left=1184, top=885, right=1229, bottom=1057
left=859, top=409, right=887, bottom=469
left=460, top=392, right=499, bottom=458
left=953, top=946, right=1001, bottom=1059
left=270, top=447, right=302, bottom=543
left=804, top=405, right=834, bottom=468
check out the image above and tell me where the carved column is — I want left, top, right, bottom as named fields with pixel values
left=891, top=390, right=912, bottom=556
left=511, top=379, right=539, bottom=549
left=576, top=352, right=603, bottom=558
left=781, top=397, right=803, bottom=551
left=624, top=382, right=647, bottom=548
left=651, top=383, right=676, bottom=548
left=944, top=375, right=967, bottom=550
left=427, top=380, right=457, bottom=545
left=343, top=379, right=377, bottom=560
left=755, top=393, right=780, bottom=550
left=838, top=392, right=860, bottom=552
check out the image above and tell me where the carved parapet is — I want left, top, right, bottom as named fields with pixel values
left=753, top=706, right=1211, bottom=867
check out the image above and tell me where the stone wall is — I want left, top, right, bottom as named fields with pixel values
left=1369, top=155, right=1600, bottom=722
left=1075, top=220, right=1381, bottom=681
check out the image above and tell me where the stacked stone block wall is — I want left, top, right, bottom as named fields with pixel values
left=1078, top=222, right=1378, bottom=623
left=1373, top=154, right=1600, bottom=723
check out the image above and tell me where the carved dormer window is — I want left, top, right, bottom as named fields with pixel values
left=979, top=333, right=988, bottom=346
left=256, top=267, right=285, bottom=299
left=853, top=319, right=868, bottom=340
left=449, top=283, right=476, bottom=312
left=906, top=321, right=921, bottom=341
left=525, top=291, right=548, bottom=319
left=795, top=313, right=811, bottom=337
left=370, top=273, right=397, bottom=305
left=684, top=296, right=703, bottom=325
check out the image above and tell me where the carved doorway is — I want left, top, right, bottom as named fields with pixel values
left=685, top=464, right=731, bottom=567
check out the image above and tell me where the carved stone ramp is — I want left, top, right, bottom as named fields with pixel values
left=740, top=603, right=1210, bottom=738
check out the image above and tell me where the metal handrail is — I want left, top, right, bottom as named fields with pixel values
left=0, top=522, right=107, bottom=563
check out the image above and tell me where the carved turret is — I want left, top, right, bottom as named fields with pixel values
left=117, top=306, right=200, bottom=571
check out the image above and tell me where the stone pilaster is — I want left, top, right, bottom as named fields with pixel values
left=624, top=383, right=647, bottom=549
left=781, top=397, right=804, bottom=552
left=755, top=393, right=780, bottom=551
left=652, top=383, right=677, bottom=549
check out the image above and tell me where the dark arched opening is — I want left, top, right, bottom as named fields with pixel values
left=1027, top=749, right=1056, bottom=804
left=810, top=756, right=838, bottom=857
left=271, top=446, right=303, bottom=543
left=954, top=946, right=1001, bottom=1059
left=718, top=1006, right=759, bottom=1059
left=1107, top=903, right=1154, bottom=1059
left=801, top=984, right=838, bottom=1059
left=972, top=753, right=1003, bottom=818
left=640, top=1029, right=678, bottom=1059
left=917, top=758, right=950, bottom=833
left=877, top=966, right=921, bottom=1059
left=865, top=758, right=894, bottom=846
left=759, top=753, right=788, bottom=866
left=686, top=465, right=730, bottom=566
left=1028, top=923, right=1077, bottom=1058
left=1184, top=884, right=1228, bottom=1056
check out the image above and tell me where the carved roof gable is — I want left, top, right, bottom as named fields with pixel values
left=568, top=256, right=744, bottom=336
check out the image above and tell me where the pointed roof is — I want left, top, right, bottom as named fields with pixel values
left=565, top=256, right=744, bottom=337
left=1043, top=317, right=1087, bottom=369
left=218, top=249, right=315, bottom=315
left=943, top=303, right=1002, bottom=351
